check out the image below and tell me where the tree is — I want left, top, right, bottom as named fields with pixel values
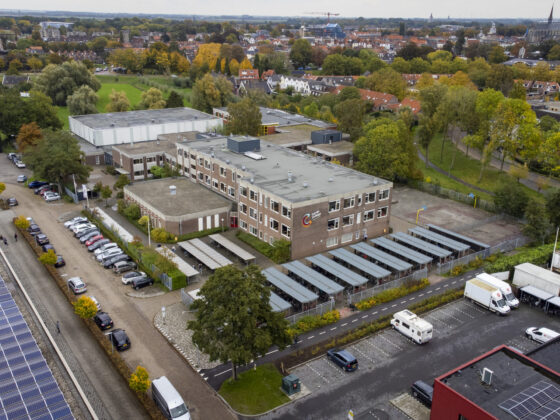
left=493, top=182, right=528, bottom=217
left=166, top=91, right=184, bottom=108
left=151, top=227, right=171, bottom=243
left=548, top=45, right=560, bottom=61
left=113, top=174, right=130, bottom=191
left=38, top=249, right=57, bottom=266
left=523, top=200, right=551, bottom=245
left=67, top=85, right=98, bottom=115
left=123, top=203, right=141, bottom=220
left=73, top=296, right=98, bottom=319
left=289, top=39, right=312, bottom=69
left=508, top=164, right=529, bottom=183
left=27, top=57, right=43, bottom=72
left=239, top=57, right=253, bottom=70
left=100, top=185, right=112, bottom=206
left=539, top=132, right=560, bottom=176
left=226, top=98, right=261, bottom=136
left=417, top=83, right=448, bottom=167
left=7, top=59, right=22, bottom=75
left=468, top=57, right=491, bottom=89
left=23, top=130, right=91, bottom=195
left=509, top=82, right=526, bottom=100
left=489, top=45, right=508, bottom=64
left=364, top=67, right=407, bottom=100
left=140, top=88, right=166, bottom=110
left=545, top=188, right=560, bottom=228
left=228, top=58, right=240, bottom=76
left=106, top=89, right=130, bottom=112
left=14, top=215, right=29, bottom=230
left=129, top=366, right=150, bottom=393
left=188, top=265, right=290, bottom=380
left=16, top=122, right=42, bottom=152
left=486, top=64, right=514, bottom=96
left=0, top=90, right=61, bottom=136
left=192, top=74, right=233, bottom=113
left=333, top=99, right=365, bottom=140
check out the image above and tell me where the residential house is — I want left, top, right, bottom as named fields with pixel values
left=239, top=69, right=259, bottom=80
left=332, top=86, right=399, bottom=111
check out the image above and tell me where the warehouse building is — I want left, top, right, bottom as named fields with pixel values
left=176, top=135, right=392, bottom=259
left=69, top=108, right=222, bottom=148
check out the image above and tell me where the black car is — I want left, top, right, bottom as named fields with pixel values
left=54, top=255, right=65, bottom=268
left=27, top=224, right=41, bottom=236
left=327, top=349, right=358, bottom=372
left=131, top=276, right=154, bottom=290
left=28, top=180, right=48, bottom=189
left=79, top=230, right=100, bottom=244
left=88, top=238, right=109, bottom=252
left=109, top=328, right=130, bottom=351
left=75, top=227, right=98, bottom=239
left=411, top=380, right=433, bottom=407
left=7, top=197, right=17, bottom=207
left=35, top=234, right=49, bottom=246
left=42, top=244, right=55, bottom=253
left=102, top=254, right=131, bottom=269
left=94, top=312, right=113, bottom=330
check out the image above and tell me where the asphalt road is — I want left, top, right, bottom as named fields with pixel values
left=202, top=269, right=485, bottom=390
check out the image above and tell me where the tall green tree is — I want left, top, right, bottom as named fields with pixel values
left=333, top=98, right=365, bottom=140
left=417, top=83, right=448, bottom=167
left=475, top=88, right=505, bottom=181
left=192, top=73, right=234, bottom=113
left=139, top=88, right=166, bottom=110
left=545, top=188, right=560, bottom=228
left=523, top=200, right=551, bottom=244
left=0, top=90, right=61, bottom=136
left=493, top=182, right=528, bottom=217
left=165, top=90, right=184, bottom=108
left=363, top=67, right=407, bottom=100
left=289, top=39, right=312, bottom=69
left=106, top=89, right=130, bottom=112
left=226, top=97, right=261, bottom=136
left=188, top=265, right=290, bottom=380
left=67, top=85, right=99, bottom=115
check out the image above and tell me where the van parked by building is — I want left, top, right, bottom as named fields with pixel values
left=476, top=273, right=519, bottom=308
left=151, top=376, right=190, bottom=420
left=391, top=310, right=433, bottom=344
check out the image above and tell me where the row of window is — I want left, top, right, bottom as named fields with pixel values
left=239, top=220, right=291, bottom=239
left=239, top=187, right=292, bottom=219
left=327, top=207, right=388, bottom=231
left=326, top=230, right=368, bottom=248
left=328, top=189, right=390, bottom=213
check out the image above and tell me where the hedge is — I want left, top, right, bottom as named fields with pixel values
left=484, top=243, right=555, bottom=278
left=286, top=310, right=340, bottom=338
left=355, top=278, right=429, bottom=311
left=236, top=231, right=290, bottom=264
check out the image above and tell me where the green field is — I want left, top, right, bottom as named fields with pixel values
left=96, top=82, right=144, bottom=112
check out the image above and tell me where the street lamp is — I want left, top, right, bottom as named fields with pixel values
left=221, top=217, right=224, bottom=232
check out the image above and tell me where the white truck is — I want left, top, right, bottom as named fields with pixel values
left=390, top=310, right=433, bottom=344
left=464, top=279, right=511, bottom=315
left=476, top=273, right=519, bottom=309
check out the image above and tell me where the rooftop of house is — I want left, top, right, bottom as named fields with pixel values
left=263, top=125, right=318, bottom=147
left=69, top=107, right=219, bottom=130
left=179, top=136, right=390, bottom=203
left=124, top=177, right=231, bottom=217
left=112, top=138, right=178, bottom=157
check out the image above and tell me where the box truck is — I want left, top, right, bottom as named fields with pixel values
left=476, top=273, right=519, bottom=308
left=464, top=279, right=510, bottom=315
left=391, top=310, right=433, bottom=344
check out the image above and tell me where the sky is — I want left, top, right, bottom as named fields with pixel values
left=2, top=0, right=557, bottom=20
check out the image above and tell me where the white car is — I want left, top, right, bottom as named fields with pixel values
left=15, top=161, right=26, bottom=168
left=96, top=247, right=123, bottom=262
left=88, top=296, right=101, bottom=311
left=44, top=193, right=61, bottom=202
left=72, top=223, right=95, bottom=234
left=93, top=242, right=118, bottom=256
left=121, top=271, right=147, bottom=285
left=525, top=327, right=560, bottom=344
left=65, top=217, right=88, bottom=228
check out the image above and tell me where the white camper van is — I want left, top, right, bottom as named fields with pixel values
left=476, top=273, right=519, bottom=308
left=391, top=310, right=433, bottom=344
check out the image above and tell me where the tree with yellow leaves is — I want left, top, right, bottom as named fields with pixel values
left=129, top=366, right=150, bottom=393
left=239, top=57, right=253, bottom=70
left=229, top=58, right=239, bottom=76
left=193, top=43, right=221, bottom=71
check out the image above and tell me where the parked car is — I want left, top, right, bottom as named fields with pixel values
left=109, top=328, right=130, bottom=351
left=411, top=380, right=433, bottom=407
left=89, top=296, right=101, bottom=311
left=73, top=223, right=96, bottom=235
left=97, top=247, right=123, bottom=262
left=54, top=255, right=65, bottom=268
left=8, top=153, right=17, bottom=161
left=7, top=197, right=18, bottom=207
left=40, top=188, right=55, bottom=198
left=35, top=234, right=49, bottom=246
left=85, top=235, right=103, bottom=247
left=28, top=180, right=48, bottom=189
left=17, top=175, right=27, bottom=183
left=327, top=349, right=358, bottom=372
left=122, top=271, right=147, bottom=285
left=44, top=193, right=61, bottom=202
left=94, top=242, right=118, bottom=256
left=88, top=239, right=110, bottom=252
left=131, top=276, right=154, bottom=290
left=102, top=254, right=130, bottom=269
left=35, top=186, right=51, bottom=195
left=79, top=231, right=100, bottom=243
left=151, top=376, right=191, bottom=420
left=15, top=161, right=26, bottom=169
left=76, top=228, right=98, bottom=239
left=42, top=244, right=55, bottom=253
left=94, top=312, right=113, bottom=330
left=113, top=261, right=137, bottom=274
left=525, top=327, right=560, bottom=344
left=64, top=216, right=87, bottom=228
left=27, top=224, right=41, bottom=236
left=67, top=277, right=87, bottom=294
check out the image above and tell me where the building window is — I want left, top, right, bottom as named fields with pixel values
left=249, top=225, right=258, bottom=236
left=198, top=172, right=203, bottom=181
left=205, top=175, right=211, bottom=185
left=133, top=158, right=143, bottom=164
left=228, top=187, right=235, bottom=197
left=270, top=200, right=280, bottom=213
left=364, top=210, right=375, bottom=222
left=190, top=154, right=196, bottom=160
left=232, top=172, right=236, bottom=181
left=220, top=166, right=226, bottom=177
left=327, top=218, right=339, bottom=231
left=281, top=224, right=291, bottom=238
left=357, top=195, right=362, bottom=206
left=249, top=190, right=258, bottom=202
left=259, top=231, right=263, bottom=239
left=133, top=170, right=143, bottom=176
left=240, top=186, right=248, bottom=197
left=198, top=157, right=203, bottom=166
left=249, top=207, right=257, bottom=220
left=355, top=231, right=360, bottom=240
left=343, top=197, right=355, bottom=209
left=341, top=233, right=353, bottom=243
left=377, top=206, right=388, bottom=218
left=212, top=179, right=218, bottom=189
left=204, top=160, right=210, bottom=169
left=380, top=189, right=390, bottom=200
left=95, top=155, right=100, bottom=165
left=342, top=215, right=354, bottom=227
left=240, top=204, right=247, bottom=214
left=365, top=192, right=376, bottom=204
left=326, top=237, right=338, bottom=247
left=270, top=218, right=279, bottom=231
left=328, top=200, right=340, bottom=212
left=240, top=220, right=248, bottom=230
left=282, top=205, right=291, bottom=218
left=220, top=183, right=226, bottom=192
left=259, top=213, right=263, bottom=223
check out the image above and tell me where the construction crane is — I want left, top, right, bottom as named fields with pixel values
left=305, top=12, right=340, bottom=23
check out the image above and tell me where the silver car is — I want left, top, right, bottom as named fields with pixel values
left=65, top=217, right=88, bottom=228
left=121, top=271, right=147, bottom=285
left=94, top=242, right=118, bottom=256
left=96, top=247, right=123, bottom=262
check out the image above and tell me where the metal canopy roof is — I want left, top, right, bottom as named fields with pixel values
left=427, top=224, right=490, bottom=250
left=262, top=268, right=318, bottom=304
left=547, top=296, right=560, bottom=308
left=408, top=227, right=470, bottom=253
left=306, top=254, right=368, bottom=287
left=370, top=237, right=433, bottom=265
left=188, top=238, right=233, bottom=267
left=283, top=261, right=344, bottom=295
left=520, top=285, right=555, bottom=301
left=391, top=232, right=452, bottom=259
left=328, top=248, right=392, bottom=279
left=269, top=291, right=292, bottom=312
left=350, top=242, right=412, bottom=272
left=209, top=234, right=256, bottom=262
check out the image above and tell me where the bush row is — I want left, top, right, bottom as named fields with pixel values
left=355, top=278, right=430, bottom=311
left=446, top=256, right=486, bottom=277
left=484, top=243, right=555, bottom=277
left=235, top=231, right=290, bottom=264
left=14, top=221, right=165, bottom=420
left=286, top=310, right=340, bottom=338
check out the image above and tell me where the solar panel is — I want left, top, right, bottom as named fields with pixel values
left=0, top=277, right=74, bottom=420
left=499, top=381, right=560, bottom=419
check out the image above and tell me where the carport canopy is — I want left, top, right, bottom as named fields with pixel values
left=520, top=285, right=555, bottom=301
left=546, top=296, right=560, bottom=311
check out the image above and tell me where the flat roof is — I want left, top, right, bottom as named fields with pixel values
left=527, top=337, right=560, bottom=376
left=408, top=227, right=471, bottom=253
left=520, top=285, right=555, bottom=301
left=209, top=234, right=256, bottom=262
left=157, top=131, right=200, bottom=143
left=307, top=141, right=354, bottom=157
left=70, top=107, right=219, bottom=130
left=350, top=242, right=412, bottom=272
left=370, top=237, right=433, bottom=265
left=262, top=268, right=318, bottom=304
left=270, top=291, right=292, bottom=313
left=306, top=254, right=368, bottom=287
left=282, top=261, right=344, bottom=296
left=329, top=248, right=392, bottom=279
left=259, top=107, right=334, bottom=128
left=264, top=125, right=315, bottom=147
left=124, top=178, right=230, bottom=217
left=181, top=137, right=391, bottom=203
left=113, top=139, right=177, bottom=156
left=427, top=224, right=490, bottom=250
left=438, top=346, right=560, bottom=419
left=391, top=232, right=452, bottom=259
left=516, top=263, right=560, bottom=286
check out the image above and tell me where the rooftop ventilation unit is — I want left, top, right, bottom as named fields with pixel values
left=244, top=151, right=266, bottom=160
left=288, top=171, right=293, bottom=182
left=226, top=159, right=230, bottom=164
left=373, top=179, right=378, bottom=185
left=151, top=119, right=155, bottom=123
left=211, top=152, right=215, bottom=158
left=481, top=368, right=493, bottom=385
left=242, top=165, right=246, bottom=171
left=250, top=178, right=254, bottom=184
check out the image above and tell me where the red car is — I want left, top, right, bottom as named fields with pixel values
left=85, top=235, right=104, bottom=247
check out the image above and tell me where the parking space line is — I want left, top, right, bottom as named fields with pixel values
left=362, top=315, right=368, bottom=319
left=377, top=334, right=404, bottom=351
left=308, top=336, right=315, bottom=340
left=266, top=349, right=278, bottom=355
left=341, top=323, right=348, bottom=327
left=366, top=340, right=392, bottom=358
left=215, top=368, right=232, bottom=377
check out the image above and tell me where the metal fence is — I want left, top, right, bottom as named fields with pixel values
left=411, top=181, right=496, bottom=213
left=181, top=288, right=193, bottom=307
left=346, top=267, right=428, bottom=305
left=284, top=300, right=336, bottom=325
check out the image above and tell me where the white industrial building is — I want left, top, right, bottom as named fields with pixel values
left=69, top=108, right=222, bottom=148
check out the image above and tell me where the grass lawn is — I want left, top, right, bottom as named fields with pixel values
left=57, top=106, right=70, bottom=129
left=96, top=82, right=144, bottom=112
left=219, top=364, right=290, bottom=415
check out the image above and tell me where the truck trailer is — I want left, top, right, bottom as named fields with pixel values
left=464, top=279, right=510, bottom=315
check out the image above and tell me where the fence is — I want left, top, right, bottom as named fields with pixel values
left=181, top=288, right=193, bottom=307
left=346, top=267, right=428, bottom=305
left=410, top=181, right=496, bottom=213
left=284, top=300, right=335, bottom=325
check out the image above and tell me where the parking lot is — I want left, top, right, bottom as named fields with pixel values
left=261, top=300, right=559, bottom=419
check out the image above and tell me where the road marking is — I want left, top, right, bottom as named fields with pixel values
left=419, top=294, right=424, bottom=297
left=330, top=327, right=337, bottom=331
left=372, top=311, right=378, bottom=315
left=400, top=300, right=407, bottom=304
left=362, top=315, right=368, bottom=319
left=436, top=287, right=441, bottom=291
left=341, top=323, right=348, bottom=327
left=409, top=297, right=415, bottom=301
left=308, top=336, right=315, bottom=340
left=451, top=281, right=457, bottom=284
left=382, top=308, right=388, bottom=311
left=215, top=368, right=232, bottom=377
left=391, top=304, right=397, bottom=307
left=266, top=349, right=278, bottom=355
left=427, top=290, right=433, bottom=294
left=443, top=284, right=449, bottom=288
left=352, top=319, right=358, bottom=323
left=319, top=331, right=326, bottom=335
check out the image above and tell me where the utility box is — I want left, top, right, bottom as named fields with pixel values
left=227, top=136, right=261, bottom=153
left=282, top=374, right=301, bottom=396
left=311, top=129, right=342, bottom=145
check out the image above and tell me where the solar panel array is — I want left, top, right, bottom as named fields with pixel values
left=0, top=277, right=74, bottom=420
left=499, top=380, right=560, bottom=419
left=283, top=261, right=344, bottom=296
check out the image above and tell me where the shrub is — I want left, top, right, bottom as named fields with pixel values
left=129, top=366, right=151, bottom=393
left=106, top=165, right=118, bottom=175
left=38, top=249, right=57, bottom=265
left=236, top=232, right=291, bottom=263
left=14, top=215, right=30, bottom=230
left=287, top=310, right=340, bottom=337
left=151, top=227, right=171, bottom=243
left=74, top=296, right=98, bottom=319
left=355, top=278, right=429, bottom=311
left=123, top=203, right=141, bottom=220
left=485, top=243, right=554, bottom=277
left=468, top=257, right=484, bottom=269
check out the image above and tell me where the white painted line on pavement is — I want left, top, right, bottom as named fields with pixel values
left=362, top=315, right=368, bottom=319
left=352, top=319, right=358, bottom=323
left=443, top=284, right=449, bottom=287
left=330, top=327, right=337, bottom=331
left=215, top=368, right=232, bottom=377
left=382, top=308, right=388, bottom=311
left=373, top=311, right=378, bottom=315
left=391, top=304, right=397, bottom=307
left=451, top=281, right=457, bottom=284
left=308, top=336, right=315, bottom=340
left=409, top=297, right=415, bottom=301
left=266, top=349, right=278, bottom=355
left=427, top=290, right=433, bottom=294
left=319, top=331, right=326, bottom=335
left=341, top=323, right=348, bottom=327
left=400, top=301, right=407, bottom=304
left=436, top=287, right=441, bottom=291
left=419, top=294, right=425, bottom=297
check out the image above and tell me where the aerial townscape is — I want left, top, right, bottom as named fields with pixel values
left=2, top=1, right=560, bottom=419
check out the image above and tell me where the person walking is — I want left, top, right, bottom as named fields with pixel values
left=56, top=321, right=60, bottom=334
left=13, top=233, right=17, bottom=242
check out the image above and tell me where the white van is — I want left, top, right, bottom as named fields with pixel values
left=525, top=327, right=560, bottom=344
left=152, top=376, right=190, bottom=420
left=391, top=310, right=433, bottom=344
left=476, top=273, right=519, bottom=308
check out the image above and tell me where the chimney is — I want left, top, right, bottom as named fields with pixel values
left=169, top=185, right=176, bottom=196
